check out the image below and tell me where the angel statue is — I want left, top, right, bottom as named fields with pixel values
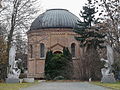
left=7, top=45, right=21, bottom=79
left=101, top=43, right=116, bottom=83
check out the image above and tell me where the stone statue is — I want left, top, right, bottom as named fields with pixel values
left=101, top=43, right=116, bottom=83
left=6, top=45, right=21, bottom=83
left=8, top=45, right=21, bottom=79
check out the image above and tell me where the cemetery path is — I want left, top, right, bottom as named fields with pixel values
left=20, top=82, right=111, bottom=90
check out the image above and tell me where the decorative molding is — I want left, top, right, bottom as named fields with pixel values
left=27, top=28, right=74, bottom=34
left=49, top=43, right=65, bottom=49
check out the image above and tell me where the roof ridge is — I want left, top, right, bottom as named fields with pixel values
left=47, top=9, right=69, bottom=11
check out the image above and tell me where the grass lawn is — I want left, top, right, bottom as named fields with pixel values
left=0, top=82, right=39, bottom=90
left=91, top=81, right=120, bottom=90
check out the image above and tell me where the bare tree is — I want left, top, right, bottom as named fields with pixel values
left=15, top=31, right=27, bottom=55
left=0, top=23, right=7, bottom=81
left=0, top=0, right=41, bottom=52
left=0, top=0, right=42, bottom=78
left=95, top=0, right=120, bottom=52
left=0, top=0, right=2, bottom=8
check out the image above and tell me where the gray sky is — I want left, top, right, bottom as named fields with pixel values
left=41, top=0, right=87, bottom=17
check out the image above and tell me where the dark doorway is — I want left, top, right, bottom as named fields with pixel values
left=54, top=51, right=62, bottom=54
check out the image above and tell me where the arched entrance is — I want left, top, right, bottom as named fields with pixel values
left=54, top=51, right=62, bottom=54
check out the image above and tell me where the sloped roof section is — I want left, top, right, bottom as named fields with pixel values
left=30, top=9, right=79, bottom=30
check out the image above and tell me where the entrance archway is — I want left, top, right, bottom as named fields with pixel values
left=54, top=51, right=62, bottom=54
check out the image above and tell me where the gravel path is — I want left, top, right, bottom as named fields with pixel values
left=21, top=82, right=111, bottom=90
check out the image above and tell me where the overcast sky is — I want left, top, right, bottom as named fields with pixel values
left=41, top=0, right=87, bottom=17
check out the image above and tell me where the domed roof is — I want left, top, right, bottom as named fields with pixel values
left=30, top=9, right=79, bottom=30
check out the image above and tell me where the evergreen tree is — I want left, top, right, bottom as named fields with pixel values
left=45, top=48, right=74, bottom=80
left=47, top=54, right=67, bottom=80
left=74, top=0, right=105, bottom=80
left=63, top=47, right=72, bottom=61
left=63, top=47, right=73, bottom=79
left=44, top=50, right=53, bottom=79
left=74, top=0, right=105, bottom=49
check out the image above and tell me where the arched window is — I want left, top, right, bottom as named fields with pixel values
left=30, top=45, right=33, bottom=58
left=71, top=43, right=76, bottom=57
left=40, top=43, right=45, bottom=58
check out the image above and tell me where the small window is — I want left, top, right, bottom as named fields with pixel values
left=71, top=43, right=76, bottom=57
left=40, top=43, right=45, bottom=58
left=30, top=45, right=33, bottom=58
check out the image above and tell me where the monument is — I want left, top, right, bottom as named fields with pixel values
left=101, top=43, right=116, bottom=83
left=6, top=45, right=21, bottom=83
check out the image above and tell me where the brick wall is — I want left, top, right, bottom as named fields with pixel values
left=27, top=28, right=82, bottom=79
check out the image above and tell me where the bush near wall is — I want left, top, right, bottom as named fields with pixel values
left=45, top=47, right=73, bottom=80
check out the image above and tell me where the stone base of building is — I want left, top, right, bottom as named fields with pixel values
left=27, top=73, right=44, bottom=79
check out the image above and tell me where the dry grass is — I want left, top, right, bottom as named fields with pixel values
left=91, top=81, right=120, bottom=90
left=0, top=82, right=38, bottom=90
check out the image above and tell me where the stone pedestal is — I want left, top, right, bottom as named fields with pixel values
left=101, top=74, right=116, bottom=83
left=19, top=79, right=23, bottom=83
left=23, top=78, right=34, bottom=83
left=6, top=78, right=19, bottom=83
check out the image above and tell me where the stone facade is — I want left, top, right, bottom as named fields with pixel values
left=27, top=28, right=82, bottom=79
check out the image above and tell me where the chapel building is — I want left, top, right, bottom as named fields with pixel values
left=27, top=9, right=82, bottom=79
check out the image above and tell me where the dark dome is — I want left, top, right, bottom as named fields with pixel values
left=30, top=9, right=79, bottom=30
